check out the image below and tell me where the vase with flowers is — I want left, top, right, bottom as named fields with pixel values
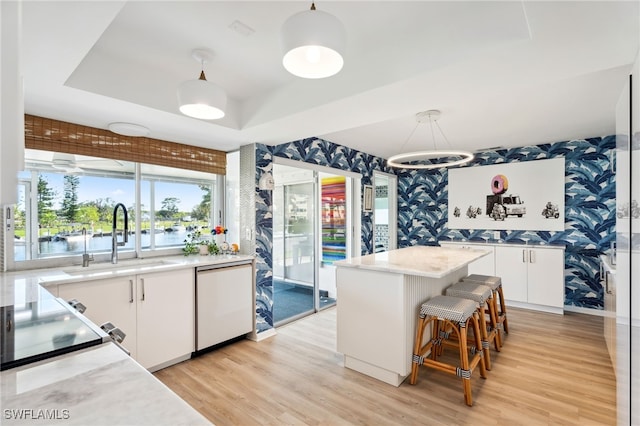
left=212, top=225, right=228, bottom=252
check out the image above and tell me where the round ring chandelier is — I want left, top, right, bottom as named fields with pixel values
left=387, top=110, right=474, bottom=170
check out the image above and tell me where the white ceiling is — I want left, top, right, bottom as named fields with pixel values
left=21, top=1, right=639, bottom=160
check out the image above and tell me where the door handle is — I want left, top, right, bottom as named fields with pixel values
left=129, top=279, right=134, bottom=303
left=140, top=278, right=145, bottom=301
left=605, top=272, right=613, bottom=295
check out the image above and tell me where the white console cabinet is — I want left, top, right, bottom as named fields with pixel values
left=495, top=245, right=564, bottom=313
left=58, top=268, right=194, bottom=371
left=440, top=241, right=565, bottom=314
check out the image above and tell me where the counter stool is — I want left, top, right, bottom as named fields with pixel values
left=463, top=274, right=509, bottom=335
left=410, top=295, right=487, bottom=406
left=445, top=281, right=501, bottom=370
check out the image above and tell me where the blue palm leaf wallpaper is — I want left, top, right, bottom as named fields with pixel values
left=251, top=135, right=614, bottom=333
left=253, top=138, right=391, bottom=329
left=402, top=136, right=616, bottom=309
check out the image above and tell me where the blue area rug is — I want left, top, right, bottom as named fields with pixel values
left=273, top=279, right=335, bottom=324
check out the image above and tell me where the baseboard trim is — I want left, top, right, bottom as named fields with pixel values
left=564, top=305, right=606, bottom=317
left=248, top=328, right=277, bottom=342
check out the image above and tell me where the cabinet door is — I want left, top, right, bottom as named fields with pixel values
left=467, top=245, right=495, bottom=276
left=58, top=276, right=137, bottom=358
left=440, top=242, right=495, bottom=276
left=136, top=269, right=194, bottom=370
left=495, top=246, right=528, bottom=303
left=527, top=248, right=564, bottom=308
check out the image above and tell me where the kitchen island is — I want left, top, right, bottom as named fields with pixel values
left=334, top=245, right=489, bottom=386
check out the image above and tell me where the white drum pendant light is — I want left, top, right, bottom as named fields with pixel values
left=177, top=49, right=227, bottom=120
left=281, top=2, right=346, bottom=79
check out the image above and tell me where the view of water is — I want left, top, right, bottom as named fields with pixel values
left=14, top=230, right=195, bottom=261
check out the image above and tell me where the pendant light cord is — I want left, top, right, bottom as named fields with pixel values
left=397, top=121, right=420, bottom=154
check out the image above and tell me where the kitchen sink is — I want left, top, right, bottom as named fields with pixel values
left=36, top=259, right=180, bottom=283
left=62, top=259, right=176, bottom=276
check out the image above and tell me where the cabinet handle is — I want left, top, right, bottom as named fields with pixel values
left=5, top=317, right=11, bottom=332
left=522, top=249, right=526, bottom=263
left=529, top=250, right=535, bottom=263
left=605, top=272, right=612, bottom=295
left=129, top=279, right=134, bottom=303
left=599, top=261, right=604, bottom=279
left=141, top=279, right=145, bottom=301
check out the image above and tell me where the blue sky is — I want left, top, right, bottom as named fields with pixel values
left=42, top=174, right=206, bottom=212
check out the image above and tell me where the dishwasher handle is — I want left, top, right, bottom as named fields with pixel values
left=196, top=260, right=252, bottom=272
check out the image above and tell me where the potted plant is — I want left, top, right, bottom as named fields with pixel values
left=199, top=240, right=209, bottom=255
left=207, top=239, right=220, bottom=255
left=183, top=230, right=202, bottom=256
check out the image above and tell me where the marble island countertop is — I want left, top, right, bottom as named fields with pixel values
left=333, top=245, right=489, bottom=278
left=1, top=342, right=211, bottom=425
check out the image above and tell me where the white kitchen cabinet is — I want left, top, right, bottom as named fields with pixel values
left=439, top=242, right=495, bottom=276
left=57, top=268, right=194, bottom=371
left=58, top=275, right=138, bottom=358
left=495, top=245, right=564, bottom=313
left=136, top=269, right=194, bottom=370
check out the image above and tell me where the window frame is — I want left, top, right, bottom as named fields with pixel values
left=10, top=152, right=221, bottom=271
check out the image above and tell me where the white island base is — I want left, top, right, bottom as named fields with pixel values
left=335, top=246, right=489, bottom=387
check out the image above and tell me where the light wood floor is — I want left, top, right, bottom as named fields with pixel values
left=154, top=307, right=616, bottom=425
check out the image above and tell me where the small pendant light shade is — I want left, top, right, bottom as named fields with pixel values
left=177, top=50, right=227, bottom=120
left=281, top=2, right=346, bottom=79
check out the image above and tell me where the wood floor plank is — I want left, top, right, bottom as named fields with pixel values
left=155, top=307, right=616, bottom=425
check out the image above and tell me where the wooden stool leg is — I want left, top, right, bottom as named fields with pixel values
left=498, top=286, right=509, bottom=334
left=488, top=297, right=502, bottom=350
left=471, top=313, right=487, bottom=380
left=476, top=304, right=492, bottom=370
left=410, top=316, right=427, bottom=385
left=457, top=320, right=473, bottom=406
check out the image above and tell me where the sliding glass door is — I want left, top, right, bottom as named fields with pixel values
left=272, top=165, right=316, bottom=324
left=272, top=163, right=349, bottom=326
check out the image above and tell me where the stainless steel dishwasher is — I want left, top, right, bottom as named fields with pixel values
left=195, top=260, right=254, bottom=351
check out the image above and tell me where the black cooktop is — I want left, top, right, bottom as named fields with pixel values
left=1, top=283, right=107, bottom=371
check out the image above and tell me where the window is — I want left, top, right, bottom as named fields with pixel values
left=13, top=149, right=220, bottom=266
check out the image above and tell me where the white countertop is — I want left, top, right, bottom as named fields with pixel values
left=1, top=342, right=211, bottom=425
left=333, top=245, right=490, bottom=278
left=1, top=254, right=254, bottom=305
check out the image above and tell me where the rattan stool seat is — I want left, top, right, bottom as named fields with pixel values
left=419, top=295, right=477, bottom=323
left=462, top=274, right=502, bottom=290
left=446, top=282, right=492, bottom=305
left=462, top=274, right=510, bottom=335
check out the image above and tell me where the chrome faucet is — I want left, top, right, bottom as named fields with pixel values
left=81, top=227, right=94, bottom=267
left=111, top=203, right=129, bottom=264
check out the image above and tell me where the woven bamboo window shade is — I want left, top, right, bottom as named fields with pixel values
left=24, top=114, right=226, bottom=175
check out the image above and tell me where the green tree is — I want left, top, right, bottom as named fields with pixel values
left=91, top=197, right=116, bottom=222
left=191, top=185, right=211, bottom=221
left=37, top=175, right=56, bottom=225
left=158, top=197, right=180, bottom=219
left=60, top=175, right=80, bottom=223
left=77, top=204, right=100, bottom=225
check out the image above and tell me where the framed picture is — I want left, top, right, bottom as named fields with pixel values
left=363, top=185, right=373, bottom=212
left=448, top=157, right=565, bottom=231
